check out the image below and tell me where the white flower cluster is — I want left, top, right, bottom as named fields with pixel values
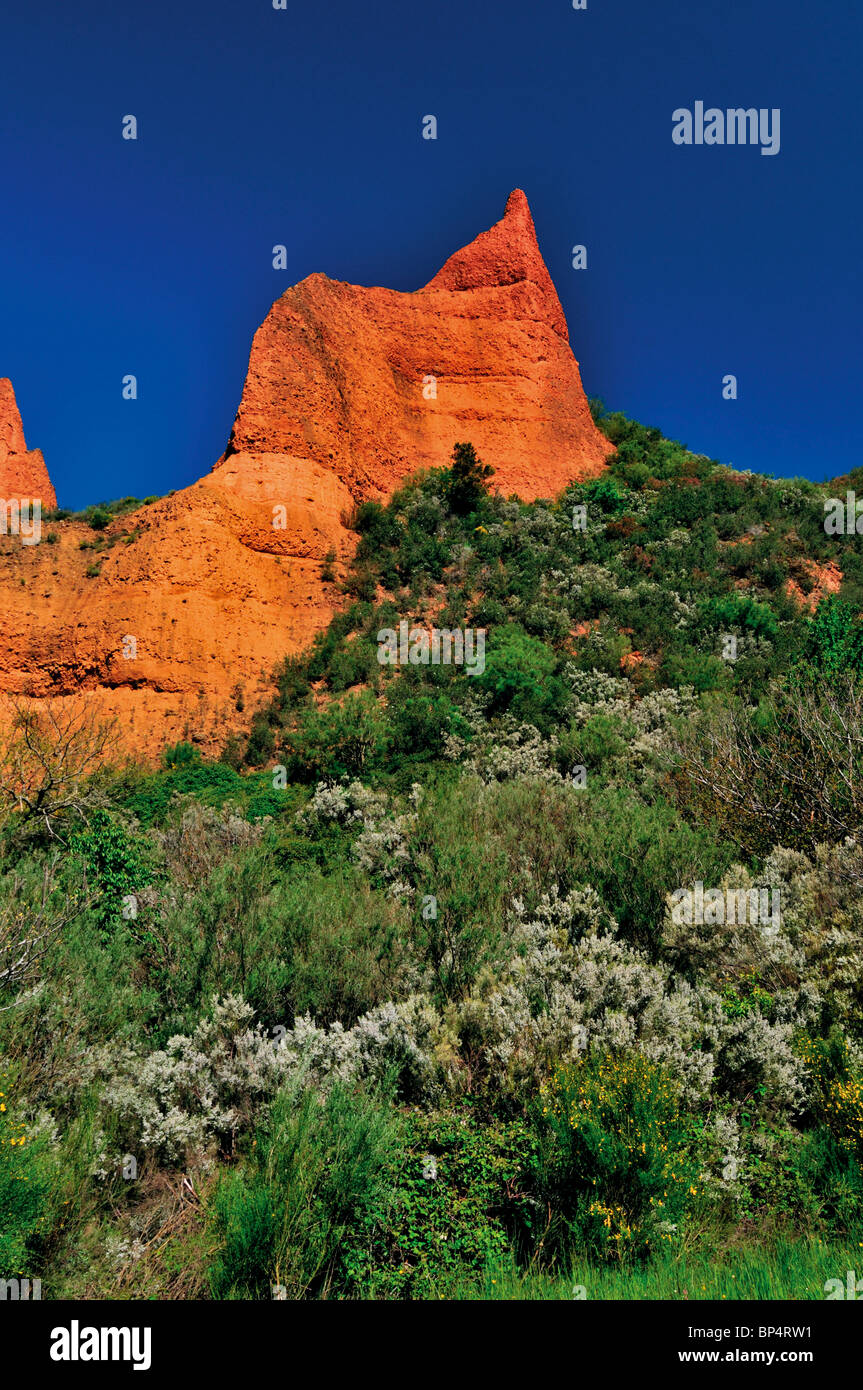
left=448, top=718, right=564, bottom=785
left=274, top=995, right=441, bottom=1099
left=99, top=992, right=442, bottom=1164
left=101, top=994, right=282, bottom=1162
left=299, top=779, right=420, bottom=891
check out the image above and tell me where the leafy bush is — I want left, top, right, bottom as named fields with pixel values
left=70, top=809, right=150, bottom=931
left=209, top=1078, right=400, bottom=1299
left=162, top=742, right=201, bottom=770
left=474, top=623, right=566, bottom=727
left=582, top=475, right=627, bottom=515
left=537, top=1053, right=700, bottom=1262
left=0, top=1075, right=54, bottom=1277
left=282, top=691, right=391, bottom=780
left=86, top=505, right=111, bottom=531
left=805, top=596, right=863, bottom=677
left=341, top=1104, right=536, bottom=1297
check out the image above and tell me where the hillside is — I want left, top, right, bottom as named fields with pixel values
left=2, top=407, right=863, bottom=1300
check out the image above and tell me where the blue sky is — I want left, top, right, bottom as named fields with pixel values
left=1, top=0, right=859, bottom=506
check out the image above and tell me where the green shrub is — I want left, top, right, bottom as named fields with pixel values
left=789, top=1125, right=863, bottom=1232
left=341, top=1104, right=536, bottom=1298
left=246, top=864, right=412, bottom=1027
left=0, top=1075, right=54, bottom=1277
left=282, top=691, right=391, bottom=780
left=209, top=1078, right=400, bottom=1299
left=411, top=783, right=515, bottom=1000
left=354, top=500, right=404, bottom=555
left=474, top=623, right=565, bottom=727
left=805, top=596, right=863, bottom=677
left=86, top=505, right=111, bottom=531
left=537, top=1052, right=700, bottom=1263
left=70, top=809, right=150, bottom=931
left=582, top=476, right=627, bottom=515
left=122, top=758, right=247, bottom=825
left=162, top=741, right=201, bottom=769
left=797, top=1033, right=863, bottom=1161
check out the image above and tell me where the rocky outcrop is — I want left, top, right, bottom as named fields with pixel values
left=221, top=189, right=609, bottom=503
left=0, top=455, right=355, bottom=754
left=0, top=379, right=57, bottom=510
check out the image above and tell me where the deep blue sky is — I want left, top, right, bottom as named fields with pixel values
left=1, top=0, right=859, bottom=507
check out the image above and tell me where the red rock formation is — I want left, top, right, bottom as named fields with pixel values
left=0, top=191, right=611, bottom=755
left=222, top=189, right=610, bottom=503
left=0, top=379, right=57, bottom=510
left=0, top=455, right=355, bottom=755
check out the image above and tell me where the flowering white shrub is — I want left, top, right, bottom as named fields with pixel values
left=275, top=995, right=442, bottom=1100
left=663, top=839, right=863, bottom=1043
left=102, top=995, right=282, bottom=1162
left=100, top=992, right=444, bottom=1164
left=299, top=779, right=419, bottom=889
left=719, top=1012, right=806, bottom=1112
left=447, top=718, right=563, bottom=785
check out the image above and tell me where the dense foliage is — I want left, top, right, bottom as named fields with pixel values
left=2, top=407, right=862, bottom=1299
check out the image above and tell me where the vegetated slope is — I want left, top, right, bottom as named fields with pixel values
left=238, top=402, right=863, bottom=779
left=3, top=407, right=863, bottom=1302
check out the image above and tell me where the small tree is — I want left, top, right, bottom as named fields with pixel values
left=443, top=442, right=494, bottom=517
left=285, top=691, right=390, bottom=780
left=805, top=596, right=863, bottom=678
left=0, top=697, right=117, bottom=841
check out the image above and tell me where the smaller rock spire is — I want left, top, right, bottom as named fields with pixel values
left=0, top=378, right=28, bottom=459
left=0, top=378, right=57, bottom=508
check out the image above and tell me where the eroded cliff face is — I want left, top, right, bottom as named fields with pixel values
left=0, top=454, right=355, bottom=755
left=0, top=191, right=610, bottom=755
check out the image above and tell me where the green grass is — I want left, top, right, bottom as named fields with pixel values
left=450, top=1236, right=863, bottom=1300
